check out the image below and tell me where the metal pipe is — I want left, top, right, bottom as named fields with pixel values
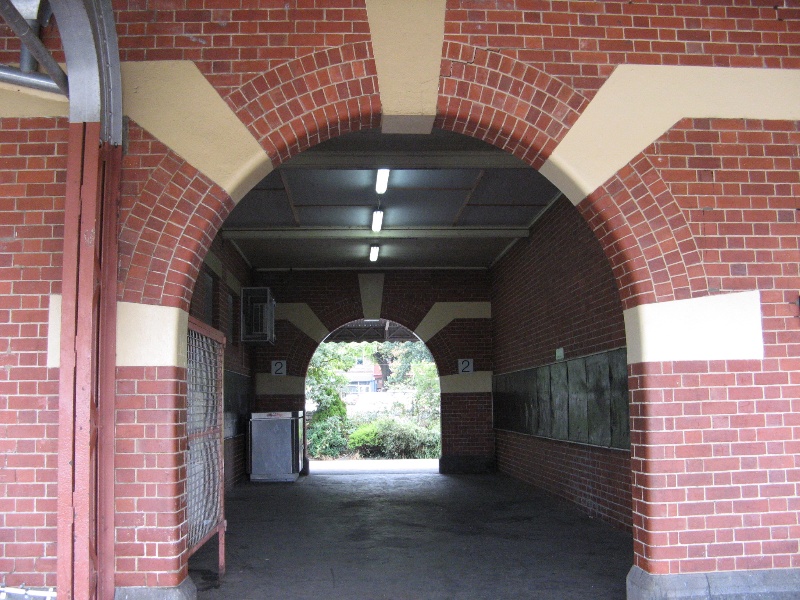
left=0, top=0, right=67, bottom=94
left=19, top=18, right=39, bottom=72
left=0, top=64, right=61, bottom=94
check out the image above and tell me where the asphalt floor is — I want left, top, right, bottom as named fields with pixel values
left=189, top=460, right=633, bottom=599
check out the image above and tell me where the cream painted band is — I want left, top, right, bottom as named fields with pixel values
left=541, top=66, right=800, bottom=204
left=359, top=273, right=385, bottom=319
left=255, top=373, right=306, bottom=396
left=365, top=0, right=446, bottom=134
left=439, top=371, right=492, bottom=394
left=116, top=302, right=189, bottom=368
left=120, top=61, right=273, bottom=203
left=47, top=297, right=189, bottom=368
left=624, top=290, right=764, bottom=364
left=275, top=303, right=329, bottom=343
left=47, top=294, right=62, bottom=368
left=414, top=302, right=491, bottom=342
left=0, top=81, right=68, bottom=117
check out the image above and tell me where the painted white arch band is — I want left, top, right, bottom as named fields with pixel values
left=366, top=0, right=446, bottom=134
left=117, top=302, right=189, bottom=368
left=624, top=290, right=763, bottom=364
left=121, top=61, right=272, bottom=203
left=359, top=273, right=385, bottom=320
left=48, top=298, right=190, bottom=368
left=439, top=371, right=492, bottom=394
left=541, top=65, right=800, bottom=204
left=275, top=303, right=329, bottom=343
left=255, top=374, right=306, bottom=396
left=414, top=302, right=491, bottom=342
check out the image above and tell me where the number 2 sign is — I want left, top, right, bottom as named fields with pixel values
left=458, top=359, right=474, bottom=374
left=271, top=360, right=286, bottom=376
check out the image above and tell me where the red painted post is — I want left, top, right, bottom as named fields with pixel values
left=57, top=121, right=88, bottom=600
left=57, top=121, right=115, bottom=600
left=98, top=143, right=122, bottom=600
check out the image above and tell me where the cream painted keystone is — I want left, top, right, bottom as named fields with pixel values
left=624, top=290, right=764, bottom=364
left=541, top=65, right=800, bottom=204
left=274, top=303, right=329, bottom=343
left=366, top=0, right=446, bottom=134
left=116, top=302, right=189, bottom=368
left=359, top=273, right=385, bottom=319
left=414, top=302, right=491, bottom=342
left=120, top=61, right=273, bottom=203
left=255, top=373, right=306, bottom=396
left=439, top=371, right=493, bottom=394
left=0, top=81, right=68, bottom=117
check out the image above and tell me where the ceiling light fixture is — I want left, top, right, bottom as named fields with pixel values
left=376, top=168, right=390, bottom=194
left=369, top=245, right=379, bottom=262
left=371, top=209, right=384, bottom=232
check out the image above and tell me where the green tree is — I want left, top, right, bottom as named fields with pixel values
left=409, top=361, right=439, bottom=426
left=305, top=342, right=373, bottom=458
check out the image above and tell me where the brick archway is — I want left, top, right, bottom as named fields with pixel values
left=118, top=40, right=706, bottom=312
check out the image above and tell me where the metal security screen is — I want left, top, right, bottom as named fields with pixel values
left=186, top=318, right=226, bottom=576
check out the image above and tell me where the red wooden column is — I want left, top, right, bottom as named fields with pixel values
left=57, top=120, right=121, bottom=600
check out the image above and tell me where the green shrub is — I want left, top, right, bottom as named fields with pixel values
left=307, top=416, right=348, bottom=458
left=347, top=421, right=382, bottom=457
left=348, top=418, right=440, bottom=459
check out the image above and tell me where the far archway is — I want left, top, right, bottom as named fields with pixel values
left=306, top=319, right=442, bottom=466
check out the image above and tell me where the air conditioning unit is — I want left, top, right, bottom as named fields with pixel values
left=241, top=287, right=276, bottom=344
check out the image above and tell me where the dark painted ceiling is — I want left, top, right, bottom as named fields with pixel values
left=221, top=130, right=561, bottom=271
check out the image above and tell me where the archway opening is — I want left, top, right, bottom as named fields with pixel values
left=185, top=127, right=634, bottom=596
left=306, top=320, right=441, bottom=469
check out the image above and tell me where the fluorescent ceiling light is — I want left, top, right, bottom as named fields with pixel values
left=376, top=169, right=390, bottom=194
left=371, top=210, right=383, bottom=232
left=369, top=245, right=379, bottom=262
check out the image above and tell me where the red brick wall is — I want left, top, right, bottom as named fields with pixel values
left=497, top=430, right=632, bottom=530
left=441, top=392, right=494, bottom=458
left=493, top=196, right=626, bottom=373
left=224, top=435, right=246, bottom=491
left=114, top=0, right=372, bottom=99
left=491, top=196, right=630, bottom=530
left=115, top=366, right=188, bottom=587
left=444, top=2, right=800, bottom=99
left=627, top=119, right=800, bottom=575
left=0, top=117, right=67, bottom=587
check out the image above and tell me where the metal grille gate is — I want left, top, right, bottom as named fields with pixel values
left=186, top=317, right=226, bottom=576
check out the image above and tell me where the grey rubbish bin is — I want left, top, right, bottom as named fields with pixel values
left=248, top=411, right=304, bottom=482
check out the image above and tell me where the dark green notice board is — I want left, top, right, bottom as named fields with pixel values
left=493, top=348, right=629, bottom=449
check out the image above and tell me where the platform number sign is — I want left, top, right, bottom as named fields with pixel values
left=271, top=360, right=287, bottom=376
left=458, top=359, right=474, bottom=374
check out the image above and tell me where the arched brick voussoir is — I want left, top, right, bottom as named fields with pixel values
left=226, top=42, right=382, bottom=167
left=119, top=148, right=235, bottom=311
left=578, top=152, right=708, bottom=310
left=436, top=42, right=706, bottom=309
left=435, top=42, right=588, bottom=170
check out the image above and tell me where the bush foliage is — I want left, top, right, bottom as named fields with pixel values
left=307, top=416, right=349, bottom=458
left=348, top=418, right=440, bottom=459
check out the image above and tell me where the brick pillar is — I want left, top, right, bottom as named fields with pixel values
left=114, top=303, right=196, bottom=598
left=115, top=366, right=189, bottom=588
left=440, top=391, right=494, bottom=473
